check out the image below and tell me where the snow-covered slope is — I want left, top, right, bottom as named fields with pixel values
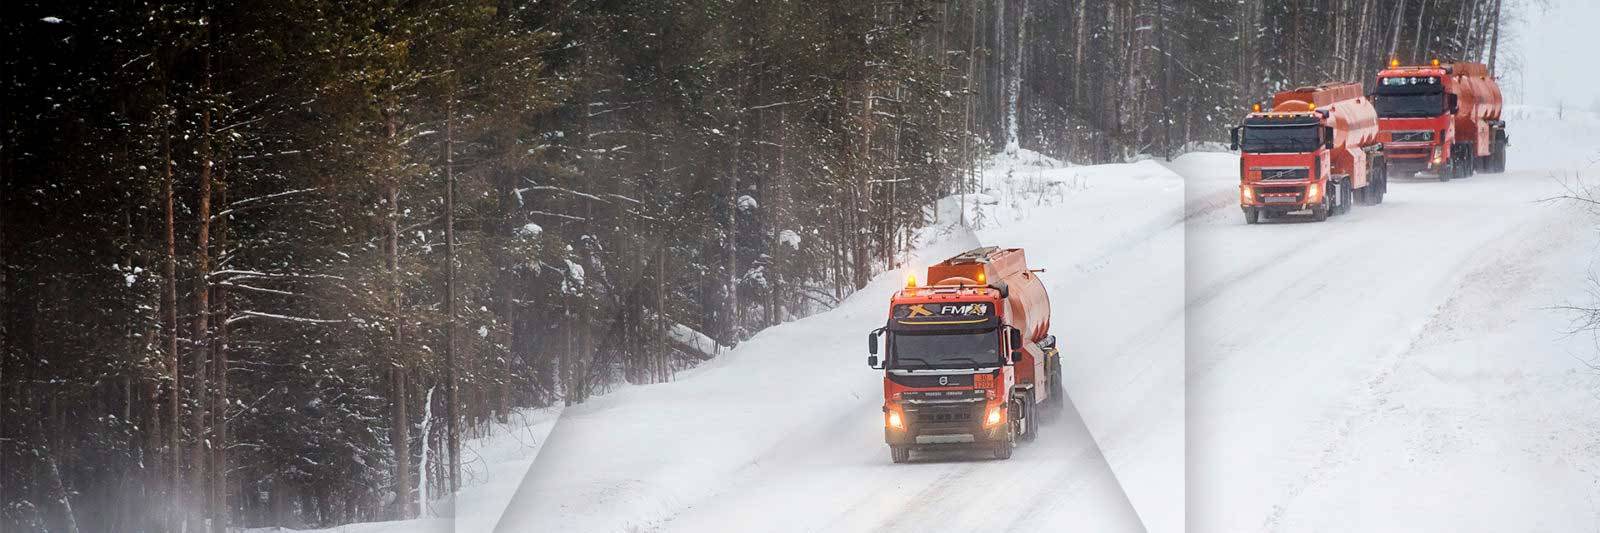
left=276, top=107, right=1600, bottom=533
left=1184, top=105, right=1600, bottom=532
left=493, top=149, right=1187, bottom=532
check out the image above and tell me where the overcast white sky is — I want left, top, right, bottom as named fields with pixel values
left=1506, top=0, right=1600, bottom=109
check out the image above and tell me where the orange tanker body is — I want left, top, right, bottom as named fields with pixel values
left=866, top=246, right=1061, bottom=463
left=1374, top=59, right=1509, bottom=180
left=1231, top=82, right=1390, bottom=224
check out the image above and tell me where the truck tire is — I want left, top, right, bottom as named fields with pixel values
left=1048, top=356, right=1065, bottom=410
left=1019, top=393, right=1037, bottom=442
left=1311, top=196, right=1330, bottom=222
left=1439, top=157, right=1453, bottom=182
left=1375, top=162, right=1388, bottom=203
left=1335, top=180, right=1353, bottom=216
left=890, top=445, right=911, bottom=464
left=1244, top=207, right=1260, bottom=225
left=992, top=424, right=1014, bottom=460
left=1459, top=145, right=1474, bottom=178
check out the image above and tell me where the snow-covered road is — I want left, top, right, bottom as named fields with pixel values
left=1185, top=105, right=1600, bottom=532
left=289, top=107, right=1600, bottom=533
left=492, top=156, right=1186, bottom=533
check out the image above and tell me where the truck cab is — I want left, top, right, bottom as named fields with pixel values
left=1233, top=109, right=1340, bottom=222
left=1375, top=60, right=1507, bottom=179
left=866, top=247, right=1059, bottom=463
left=1374, top=65, right=1457, bottom=177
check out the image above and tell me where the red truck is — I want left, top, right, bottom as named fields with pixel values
left=1231, top=82, right=1388, bottom=224
left=866, top=247, right=1061, bottom=463
left=1374, top=59, right=1508, bottom=180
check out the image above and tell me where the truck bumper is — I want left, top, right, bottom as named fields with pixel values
left=885, top=401, right=1007, bottom=448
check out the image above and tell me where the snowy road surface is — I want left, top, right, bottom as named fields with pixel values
left=280, top=107, right=1600, bottom=533
left=1184, top=106, right=1600, bottom=532
left=494, top=155, right=1185, bottom=533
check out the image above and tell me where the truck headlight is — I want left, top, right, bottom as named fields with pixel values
left=1306, top=183, right=1320, bottom=201
left=886, top=409, right=904, bottom=429
left=984, top=405, right=1004, bottom=427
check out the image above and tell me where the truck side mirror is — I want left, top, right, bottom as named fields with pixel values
left=1323, top=126, right=1335, bottom=149
left=867, top=355, right=880, bottom=369
left=1230, top=126, right=1241, bottom=151
left=1007, top=327, right=1024, bottom=363
left=1448, top=94, right=1459, bottom=114
left=867, top=330, right=880, bottom=356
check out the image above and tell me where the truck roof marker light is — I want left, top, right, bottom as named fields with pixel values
left=1308, top=103, right=1316, bottom=111
left=1252, top=103, right=1261, bottom=112
left=976, top=271, right=986, bottom=284
left=1390, top=58, right=1400, bottom=68
left=905, top=273, right=917, bottom=289
left=1431, top=58, right=1440, bottom=67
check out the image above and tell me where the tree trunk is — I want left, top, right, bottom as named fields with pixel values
left=444, top=88, right=461, bottom=495
left=1487, top=0, right=1503, bottom=71
left=189, top=38, right=216, bottom=531
left=384, top=106, right=413, bottom=520
left=160, top=97, right=182, bottom=530
left=209, top=164, right=229, bottom=533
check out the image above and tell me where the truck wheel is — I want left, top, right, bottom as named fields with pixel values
left=1049, top=358, right=1065, bottom=410
left=1019, top=394, right=1037, bottom=442
left=890, top=446, right=910, bottom=464
left=1336, top=181, right=1353, bottom=215
left=1375, top=164, right=1387, bottom=203
left=1244, top=207, right=1260, bottom=225
left=1439, top=159, right=1453, bottom=182
left=992, top=424, right=1014, bottom=460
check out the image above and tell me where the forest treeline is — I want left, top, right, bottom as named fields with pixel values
left=0, top=0, right=1507, bottom=530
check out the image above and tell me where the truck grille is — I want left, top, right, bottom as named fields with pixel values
left=1258, top=167, right=1309, bottom=181
left=888, top=372, right=975, bottom=388
left=1390, top=130, right=1434, bottom=143
left=908, top=403, right=982, bottom=426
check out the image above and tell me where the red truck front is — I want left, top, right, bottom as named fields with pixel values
left=865, top=247, right=1058, bottom=463
left=1375, top=60, right=1508, bottom=180
left=1374, top=62, right=1457, bottom=178
left=1232, top=107, right=1339, bottom=222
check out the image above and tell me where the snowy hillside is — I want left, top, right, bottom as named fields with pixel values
left=262, top=106, right=1600, bottom=533
left=1184, top=105, right=1600, bottom=532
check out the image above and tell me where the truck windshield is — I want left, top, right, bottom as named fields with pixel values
left=1241, top=125, right=1320, bottom=153
left=1374, top=93, right=1445, bottom=118
left=890, top=330, right=1000, bottom=369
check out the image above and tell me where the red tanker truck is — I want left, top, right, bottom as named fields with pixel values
left=866, top=246, right=1061, bottom=463
left=1230, top=82, right=1389, bottom=224
left=1374, top=59, right=1508, bottom=180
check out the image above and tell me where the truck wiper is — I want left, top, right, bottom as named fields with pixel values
left=893, top=357, right=933, bottom=369
left=941, top=356, right=989, bottom=368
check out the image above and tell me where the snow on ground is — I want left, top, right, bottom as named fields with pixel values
left=288, top=106, right=1600, bottom=533
left=487, top=146, right=1186, bottom=532
left=247, top=408, right=561, bottom=533
left=1182, top=105, right=1600, bottom=532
